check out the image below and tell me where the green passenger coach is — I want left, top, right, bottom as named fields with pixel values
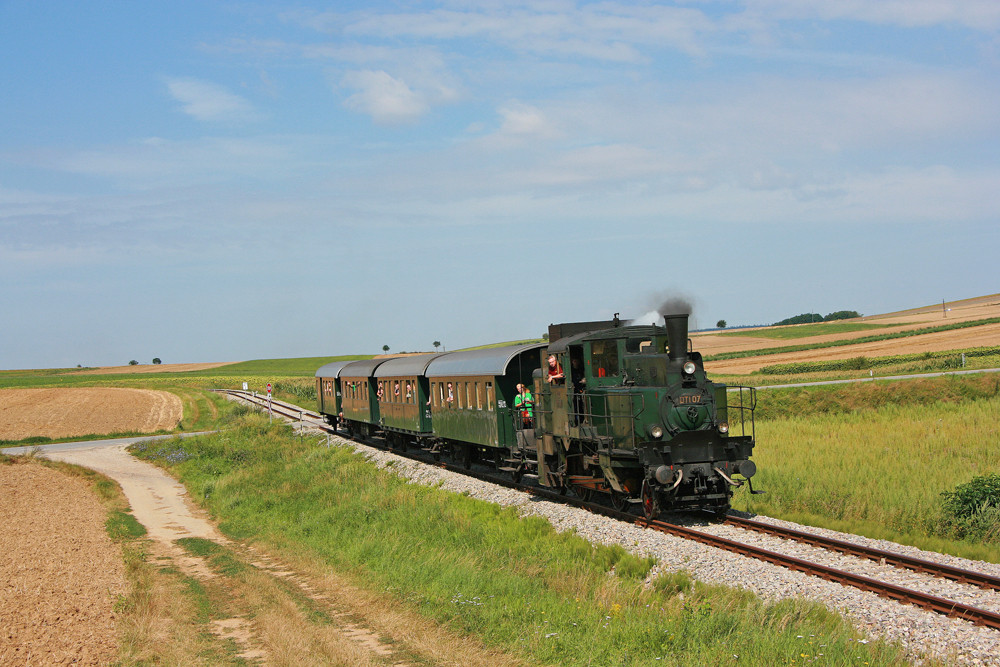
left=315, top=360, right=357, bottom=430
left=424, top=343, right=545, bottom=464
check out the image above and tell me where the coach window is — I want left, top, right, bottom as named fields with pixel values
left=475, top=382, right=482, bottom=410
left=486, top=382, right=494, bottom=411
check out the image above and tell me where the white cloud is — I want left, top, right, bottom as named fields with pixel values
left=341, top=70, right=429, bottom=124
left=165, top=77, right=258, bottom=122
left=743, top=0, right=1000, bottom=31
left=498, top=102, right=552, bottom=136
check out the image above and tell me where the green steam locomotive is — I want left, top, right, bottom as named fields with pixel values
left=316, top=312, right=759, bottom=517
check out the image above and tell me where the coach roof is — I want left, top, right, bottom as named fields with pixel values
left=424, top=343, right=546, bottom=378
left=374, top=353, right=448, bottom=377
left=314, top=360, right=359, bottom=378
left=339, top=358, right=389, bottom=378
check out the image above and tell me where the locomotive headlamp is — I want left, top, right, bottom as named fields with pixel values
left=717, top=421, right=730, bottom=434
left=682, top=361, right=697, bottom=375
left=647, top=424, right=665, bottom=440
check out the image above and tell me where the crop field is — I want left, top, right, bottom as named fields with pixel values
left=0, top=387, right=183, bottom=442
left=721, top=321, right=894, bottom=340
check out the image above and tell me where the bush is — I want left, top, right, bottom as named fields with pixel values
left=940, top=474, right=1000, bottom=542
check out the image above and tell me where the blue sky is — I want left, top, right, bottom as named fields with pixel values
left=2, top=1, right=998, bottom=370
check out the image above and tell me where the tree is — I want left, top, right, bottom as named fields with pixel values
left=716, top=320, right=727, bottom=329
left=433, top=340, right=441, bottom=351
left=382, top=345, right=390, bottom=353
left=152, top=358, right=162, bottom=365
left=129, top=360, right=139, bottom=366
left=824, top=310, right=861, bottom=322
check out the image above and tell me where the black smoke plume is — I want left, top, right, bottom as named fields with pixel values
left=657, top=297, right=693, bottom=318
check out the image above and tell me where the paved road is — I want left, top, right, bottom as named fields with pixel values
left=1, top=431, right=211, bottom=456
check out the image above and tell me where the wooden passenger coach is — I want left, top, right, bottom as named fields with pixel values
left=374, top=353, right=446, bottom=448
left=338, top=358, right=389, bottom=437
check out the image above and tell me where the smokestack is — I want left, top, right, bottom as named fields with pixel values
left=663, top=313, right=689, bottom=362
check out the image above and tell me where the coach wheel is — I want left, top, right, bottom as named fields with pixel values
left=461, top=445, right=473, bottom=470
left=572, top=484, right=593, bottom=503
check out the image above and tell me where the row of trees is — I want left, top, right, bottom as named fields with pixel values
left=773, top=310, right=862, bottom=326
left=128, top=358, right=162, bottom=365
left=381, top=341, right=443, bottom=354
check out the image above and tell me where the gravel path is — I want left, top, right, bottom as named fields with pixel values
left=332, top=434, right=1000, bottom=667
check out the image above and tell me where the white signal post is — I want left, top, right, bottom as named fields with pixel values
left=267, top=383, right=272, bottom=421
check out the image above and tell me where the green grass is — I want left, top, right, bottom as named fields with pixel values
left=187, top=354, right=372, bottom=377
left=733, top=376, right=1000, bottom=562
left=755, top=347, right=1000, bottom=376
left=106, top=510, right=148, bottom=540
left=721, top=322, right=892, bottom=340
left=457, top=338, right=546, bottom=351
left=131, top=416, right=910, bottom=666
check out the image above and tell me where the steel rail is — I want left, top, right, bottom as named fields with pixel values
left=222, top=390, right=1000, bottom=630
left=724, top=514, right=1000, bottom=592
left=639, top=517, right=1000, bottom=630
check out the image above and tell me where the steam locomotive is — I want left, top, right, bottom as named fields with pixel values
left=316, top=313, right=759, bottom=517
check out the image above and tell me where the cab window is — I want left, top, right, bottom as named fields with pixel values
left=591, top=340, right=620, bottom=377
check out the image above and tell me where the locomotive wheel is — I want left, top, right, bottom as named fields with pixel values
left=572, top=484, right=593, bottom=503
left=640, top=480, right=658, bottom=520
left=511, top=465, right=523, bottom=484
left=610, top=491, right=628, bottom=512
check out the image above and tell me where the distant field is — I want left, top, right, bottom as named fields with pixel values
left=187, top=355, right=372, bottom=377
left=458, top=338, right=545, bottom=351
left=720, top=322, right=891, bottom=340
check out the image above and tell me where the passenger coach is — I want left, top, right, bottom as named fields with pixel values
left=315, top=360, right=358, bottom=430
left=373, top=353, right=446, bottom=450
left=338, top=358, right=389, bottom=438
left=423, top=343, right=544, bottom=466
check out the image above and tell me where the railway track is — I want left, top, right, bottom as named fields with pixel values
left=221, top=389, right=1000, bottom=630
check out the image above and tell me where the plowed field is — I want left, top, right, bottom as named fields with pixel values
left=0, top=388, right=183, bottom=441
left=0, top=462, right=126, bottom=665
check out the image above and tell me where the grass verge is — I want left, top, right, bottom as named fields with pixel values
left=132, top=414, right=914, bottom=666
left=734, top=384, right=1000, bottom=562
